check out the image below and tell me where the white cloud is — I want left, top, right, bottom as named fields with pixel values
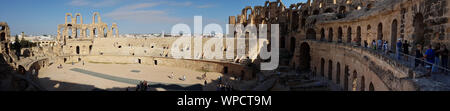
left=68, top=0, right=122, bottom=7
left=104, top=3, right=183, bottom=24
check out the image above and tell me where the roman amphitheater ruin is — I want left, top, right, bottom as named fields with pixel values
left=1, top=0, right=450, bottom=91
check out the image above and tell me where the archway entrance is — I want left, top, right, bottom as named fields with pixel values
left=377, top=23, right=383, bottom=40
left=328, top=28, right=333, bottom=42
left=347, top=27, right=352, bottom=43
left=321, top=58, right=325, bottom=77
left=391, top=20, right=398, bottom=52
left=298, top=42, right=311, bottom=71
left=352, top=70, right=358, bottom=91
left=0, top=32, right=5, bottom=41
left=413, top=13, right=427, bottom=46
left=76, top=46, right=80, bottom=55
left=328, top=60, right=333, bottom=80
left=338, top=27, right=343, bottom=43
left=344, top=65, right=349, bottom=91
left=306, top=29, right=316, bottom=40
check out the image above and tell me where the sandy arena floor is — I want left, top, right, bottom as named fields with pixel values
left=38, top=62, right=223, bottom=91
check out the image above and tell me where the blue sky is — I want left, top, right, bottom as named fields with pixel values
left=0, top=0, right=306, bottom=35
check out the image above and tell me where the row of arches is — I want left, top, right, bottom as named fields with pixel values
left=319, top=58, right=375, bottom=91
left=65, top=12, right=102, bottom=24
left=307, top=12, right=427, bottom=50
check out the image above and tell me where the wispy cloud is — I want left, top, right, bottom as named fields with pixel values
left=196, top=4, right=215, bottom=9
left=68, top=0, right=122, bottom=7
left=104, top=3, right=183, bottom=24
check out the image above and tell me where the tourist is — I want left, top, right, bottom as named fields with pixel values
left=423, top=45, right=435, bottom=76
left=396, top=39, right=403, bottom=60
left=415, top=45, right=424, bottom=68
left=403, top=40, right=410, bottom=61
left=433, top=45, right=441, bottom=73
left=440, top=45, right=449, bottom=72
left=383, top=41, right=389, bottom=54
left=377, top=39, right=383, bottom=50
left=364, top=40, right=368, bottom=48
left=372, top=40, right=377, bottom=50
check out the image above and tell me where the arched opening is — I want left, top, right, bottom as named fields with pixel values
left=377, top=23, right=383, bottom=40
left=112, top=28, right=117, bottom=37
left=413, top=13, right=426, bottom=46
left=306, top=28, right=317, bottom=40
left=356, top=26, right=361, bottom=45
left=339, top=6, right=346, bottom=14
left=369, top=82, right=375, bottom=91
left=76, top=46, right=80, bottom=55
left=320, top=28, right=325, bottom=41
left=18, top=65, right=26, bottom=75
left=224, top=67, right=228, bottom=74
left=347, top=27, right=352, bottom=43
left=321, top=58, right=325, bottom=77
left=324, top=8, right=334, bottom=13
left=89, top=45, right=92, bottom=53
left=280, top=37, right=286, bottom=48
left=328, top=60, right=333, bottom=80
left=138, top=59, right=142, bottom=64
left=338, top=27, right=343, bottom=43
left=290, top=37, right=296, bottom=52
left=68, top=26, right=73, bottom=39
left=336, top=62, right=341, bottom=84
left=313, top=10, right=320, bottom=15
left=391, top=20, right=398, bottom=52
left=344, top=65, right=349, bottom=90
left=361, top=76, right=365, bottom=91
left=154, top=60, right=158, bottom=65
left=85, top=28, right=90, bottom=38
left=103, top=28, right=107, bottom=38
left=299, top=42, right=311, bottom=71
left=93, top=28, right=98, bottom=38
left=0, top=32, right=5, bottom=41
left=352, top=70, right=358, bottom=91
left=328, top=28, right=333, bottom=42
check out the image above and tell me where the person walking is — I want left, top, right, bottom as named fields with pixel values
left=424, top=45, right=435, bottom=76
left=403, top=40, right=410, bottom=61
left=377, top=39, right=383, bottom=51
left=433, top=45, right=441, bottom=73
left=415, top=45, right=424, bottom=68
left=396, top=39, right=403, bottom=60
left=383, top=41, right=389, bottom=54
left=372, top=40, right=377, bottom=50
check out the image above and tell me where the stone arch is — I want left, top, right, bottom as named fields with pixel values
left=338, top=27, right=343, bottom=43
left=328, top=28, right=333, bottom=42
left=413, top=13, right=426, bottom=46
left=344, top=65, right=349, bottom=90
left=369, top=82, right=375, bottom=91
left=76, top=46, right=80, bottom=55
left=65, top=13, right=73, bottom=24
left=89, top=45, right=93, bottom=54
left=356, top=26, right=361, bottom=45
left=328, top=60, right=333, bottom=80
left=352, top=70, right=358, bottom=91
left=299, top=42, right=311, bottom=71
left=0, top=32, right=5, bottom=41
left=93, top=28, right=98, bottom=38
left=18, top=65, right=26, bottom=75
left=320, top=58, right=325, bottom=77
left=290, top=37, right=296, bottom=52
left=92, top=12, right=102, bottom=24
left=324, top=8, right=334, bottom=13
left=85, top=28, right=90, bottom=38
left=361, top=76, right=365, bottom=91
left=336, top=62, right=341, bottom=84
left=320, top=28, right=325, bottom=41
left=339, top=6, right=346, bottom=14
left=377, top=23, right=383, bottom=40
left=347, top=27, right=352, bottom=43
left=391, top=19, right=398, bottom=51
left=75, top=13, right=83, bottom=24
left=306, top=28, right=317, bottom=40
